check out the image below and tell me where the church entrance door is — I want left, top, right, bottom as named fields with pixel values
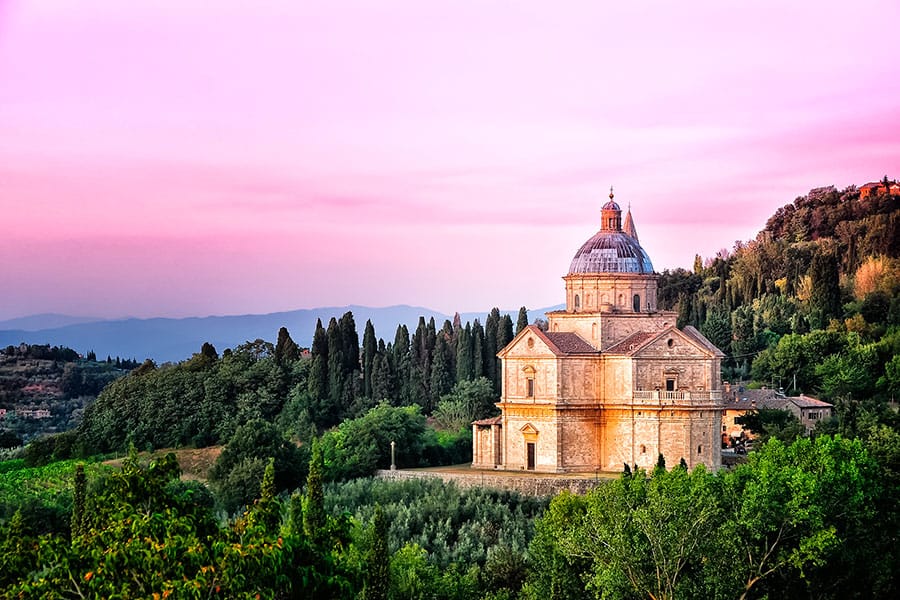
left=526, top=443, right=536, bottom=470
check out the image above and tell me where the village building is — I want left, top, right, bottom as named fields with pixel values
left=473, top=191, right=725, bottom=473
left=721, top=386, right=833, bottom=439
left=859, top=179, right=900, bottom=198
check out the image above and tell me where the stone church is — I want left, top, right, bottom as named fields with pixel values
left=472, top=191, right=725, bottom=473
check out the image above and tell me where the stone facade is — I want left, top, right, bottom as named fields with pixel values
left=473, top=193, right=725, bottom=473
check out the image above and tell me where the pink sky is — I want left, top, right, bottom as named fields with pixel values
left=1, top=1, right=899, bottom=320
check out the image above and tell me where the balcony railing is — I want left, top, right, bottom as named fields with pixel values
left=632, top=390, right=723, bottom=403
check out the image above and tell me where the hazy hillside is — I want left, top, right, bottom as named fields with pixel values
left=0, top=304, right=564, bottom=364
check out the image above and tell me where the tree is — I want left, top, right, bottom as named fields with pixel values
left=361, top=505, right=390, bottom=600
left=209, top=419, right=308, bottom=513
left=190, top=341, right=219, bottom=369
left=363, top=320, right=377, bottom=399
left=701, top=304, right=732, bottom=356
left=516, top=307, right=529, bottom=334
left=719, top=436, right=886, bottom=600
left=308, top=318, right=329, bottom=402
left=554, top=466, right=723, bottom=600
left=320, top=403, right=427, bottom=479
left=429, top=333, right=454, bottom=407
left=304, top=438, right=327, bottom=546
left=70, top=463, right=87, bottom=538
left=735, top=408, right=804, bottom=444
left=274, top=327, right=299, bottom=364
left=808, top=246, right=841, bottom=328
left=456, top=323, right=473, bottom=382
left=0, top=430, right=21, bottom=449
left=471, top=320, right=485, bottom=379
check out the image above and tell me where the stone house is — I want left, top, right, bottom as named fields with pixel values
left=473, top=192, right=725, bottom=473
left=722, top=387, right=833, bottom=438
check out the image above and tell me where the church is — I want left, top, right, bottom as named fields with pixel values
left=472, top=191, right=725, bottom=473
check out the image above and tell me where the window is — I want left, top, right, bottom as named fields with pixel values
left=808, top=411, right=819, bottom=420
left=574, top=294, right=580, bottom=310
left=666, top=378, right=676, bottom=392
left=633, top=294, right=641, bottom=312
left=697, top=445, right=703, bottom=455
left=526, top=378, right=534, bottom=398
left=592, top=322, right=597, bottom=339
left=640, top=445, right=646, bottom=454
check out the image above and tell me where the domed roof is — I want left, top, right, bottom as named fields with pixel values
left=569, top=231, right=654, bottom=274
left=601, top=199, right=620, bottom=211
left=569, top=189, right=654, bottom=274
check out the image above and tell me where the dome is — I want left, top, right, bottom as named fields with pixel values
left=601, top=199, right=620, bottom=211
left=569, top=231, right=654, bottom=274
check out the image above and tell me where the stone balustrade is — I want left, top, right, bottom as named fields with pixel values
left=631, top=390, right=723, bottom=403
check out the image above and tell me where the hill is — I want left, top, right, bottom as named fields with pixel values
left=0, top=304, right=564, bottom=364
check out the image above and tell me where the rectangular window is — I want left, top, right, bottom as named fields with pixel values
left=526, top=378, right=534, bottom=398
left=665, top=379, right=676, bottom=392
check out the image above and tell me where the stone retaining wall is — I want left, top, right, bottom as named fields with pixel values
left=375, top=469, right=610, bottom=496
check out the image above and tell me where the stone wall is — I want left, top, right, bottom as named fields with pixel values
left=375, top=469, right=610, bottom=497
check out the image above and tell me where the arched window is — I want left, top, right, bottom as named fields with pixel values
left=592, top=322, right=598, bottom=339
left=633, top=294, right=641, bottom=312
left=574, top=294, right=580, bottom=310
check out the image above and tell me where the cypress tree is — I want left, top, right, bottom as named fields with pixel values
left=495, top=315, right=514, bottom=394
left=471, top=320, right=485, bottom=378
left=452, top=312, right=462, bottom=334
left=308, top=319, right=329, bottom=400
left=430, top=333, right=453, bottom=407
left=809, top=247, right=841, bottom=328
left=339, top=311, right=360, bottom=374
left=274, top=327, right=298, bottom=364
left=256, top=457, right=280, bottom=534
left=498, top=314, right=514, bottom=347
left=516, top=306, right=529, bottom=334
left=392, top=325, right=412, bottom=405
left=71, top=463, right=86, bottom=537
left=441, top=319, right=457, bottom=378
left=456, top=323, right=473, bottom=382
left=363, top=320, right=377, bottom=398
left=371, top=352, right=392, bottom=402
left=311, top=318, right=328, bottom=357
left=326, top=319, right=344, bottom=424
left=484, top=309, right=500, bottom=386
left=200, top=341, right=219, bottom=362
left=411, top=318, right=431, bottom=403
left=361, top=504, right=390, bottom=600
left=303, top=439, right=326, bottom=546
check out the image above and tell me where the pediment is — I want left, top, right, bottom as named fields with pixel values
left=519, top=423, right=539, bottom=435
left=498, top=325, right=558, bottom=358
left=631, top=327, right=717, bottom=359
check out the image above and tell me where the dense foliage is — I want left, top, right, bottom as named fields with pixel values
left=0, top=452, right=546, bottom=599
left=526, top=435, right=897, bottom=600
left=658, top=183, right=899, bottom=439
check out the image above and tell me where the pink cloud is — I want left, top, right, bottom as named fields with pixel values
left=1, top=1, right=899, bottom=320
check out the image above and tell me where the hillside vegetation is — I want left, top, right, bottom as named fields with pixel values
left=1, top=181, right=898, bottom=598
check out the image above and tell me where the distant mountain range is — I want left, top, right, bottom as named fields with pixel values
left=0, top=305, right=564, bottom=364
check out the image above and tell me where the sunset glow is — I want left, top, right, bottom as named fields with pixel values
left=2, top=0, right=899, bottom=320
